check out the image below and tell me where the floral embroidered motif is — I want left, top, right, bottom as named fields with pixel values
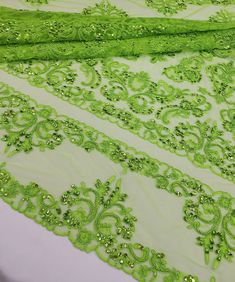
left=0, top=82, right=235, bottom=270
left=22, top=0, right=235, bottom=14
left=163, top=56, right=205, bottom=83
left=162, top=54, right=235, bottom=143
left=145, top=0, right=187, bottom=15
left=82, top=0, right=128, bottom=17
left=220, top=109, right=235, bottom=139
left=0, top=2, right=234, bottom=281
left=184, top=191, right=235, bottom=269
left=1, top=58, right=234, bottom=183
left=206, top=61, right=235, bottom=104
left=209, top=9, right=235, bottom=22
left=145, top=0, right=234, bottom=15
left=162, top=54, right=235, bottom=105
left=0, top=164, right=200, bottom=282
left=1, top=6, right=235, bottom=62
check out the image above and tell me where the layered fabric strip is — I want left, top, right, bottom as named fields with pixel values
left=0, top=6, right=235, bottom=62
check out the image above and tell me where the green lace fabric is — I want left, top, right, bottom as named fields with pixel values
left=145, top=0, right=235, bottom=15
left=0, top=162, right=201, bottom=282
left=0, top=81, right=230, bottom=282
left=0, top=1, right=235, bottom=282
left=0, top=7, right=235, bottom=62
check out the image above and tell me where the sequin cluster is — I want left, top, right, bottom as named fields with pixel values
left=0, top=164, right=200, bottom=282
left=1, top=55, right=234, bottom=183
left=82, top=0, right=128, bottom=17
left=0, top=82, right=235, bottom=270
left=145, top=0, right=234, bottom=15
left=0, top=6, right=234, bottom=62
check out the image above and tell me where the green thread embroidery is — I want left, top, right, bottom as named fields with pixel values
left=209, top=9, right=235, bottom=22
left=1, top=6, right=235, bottom=62
left=220, top=109, right=235, bottom=140
left=163, top=54, right=235, bottom=107
left=162, top=55, right=235, bottom=140
left=21, top=0, right=235, bottom=14
left=149, top=52, right=175, bottom=64
left=82, top=0, right=128, bottom=17
left=145, top=0, right=234, bottom=15
left=25, top=0, right=49, bottom=4
left=145, top=0, right=187, bottom=15
left=0, top=82, right=235, bottom=269
left=206, top=61, right=235, bottom=105
left=163, top=56, right=205, bottom=83
left=0, top=164, right=200, bottom=282
left=1, top=58, right=234, bottom=183
left=184, top=192, right=235, bottom=269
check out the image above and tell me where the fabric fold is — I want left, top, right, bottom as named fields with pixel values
left=0, top=6, right=235, bottom=62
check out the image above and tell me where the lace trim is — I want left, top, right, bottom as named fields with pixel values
left=0, top=163, right=203, bottom=282
left=0, top=81, right=235, bottom=270
left=1, top=56, right=234, bottom=183
left=209, top=9, right=235, bottom=22
left=145, top=0, right=235, bottom=15
left=22, top=0, right=235, bottom=16
left=82, top=1, right=129, bottom=17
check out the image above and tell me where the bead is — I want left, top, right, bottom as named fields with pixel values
left=0, top=59, right=235, bottom=275
left=184, top=275, right=196, bottom=282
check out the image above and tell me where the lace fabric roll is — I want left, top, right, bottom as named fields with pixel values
left=1, top=7, right=235, bottom=44
left=0, top=7, right=235, bottom=62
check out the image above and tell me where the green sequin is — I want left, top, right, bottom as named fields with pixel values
left=1, top=57, right=234, bottom=183
left=82, top=0, right=128, bottom=17
left=145, top=0, right=234, bottom=15
left=0, top=82, right=235, bottom=270
left=0, top=164, right=198, bottom=282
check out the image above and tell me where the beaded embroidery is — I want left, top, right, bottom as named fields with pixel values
left=145, top=0, right=235, bottom=15
left=1, top=56, right=234, bottom=183
left=1, top=6, right=234, bottom=180
left=20, top=0, right=235, bottom=14
left=0, top=164, right=202, bottom=282
left=0, top=7, right=235, bottom=62
left=82, top=0, right=128, bottom=17
left=0, top=82, right=235, bottom=271
left=209, top=9, right=235, bottom=22
left=0, top=2, right=234, bottom=280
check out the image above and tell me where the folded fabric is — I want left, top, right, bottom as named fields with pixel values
left=0, top=2, right=235, bottom=282
left=0, top=6, right=235, bottom=62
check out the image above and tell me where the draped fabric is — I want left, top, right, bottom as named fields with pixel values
left=0, top=7, right=235, bottom=61
left=0, top=1, right=235, bottom=282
